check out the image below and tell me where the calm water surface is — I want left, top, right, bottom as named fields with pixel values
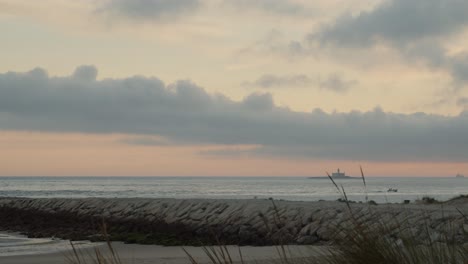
left=0, top=176, right=466, bottom=203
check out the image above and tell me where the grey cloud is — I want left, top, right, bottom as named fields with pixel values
left=99, top=0, right=201, bottom=21
left=120, top=136, right=174, bottom=146
left=242, top=93, right=274, bottom=111
left=287, top=41, right=305, bottom=55
left=449, top=53, right=468, bottom=87
left=73, top=65, right=98, bottom=81
left=239, top=29, right=310, bottom=58
left=403, top=42, right=468, bottom=89
left=457, top=97, right=468, bottom=107
left=316, top=0, right=468, bottom=46
left=1, top=66, right=468, bottom=162
left=314, top=0, right=468, bottom=88
left=202, top=142, right=468, bottom=162
left=243, top=73, right=355, bottom=93
left=238, top=29, right=289, bottom=56
left=224, top=0, right=311, bottom=16
left=242, top=74, right=313, bottom=89
left=319, top=74, right=357, bottom=93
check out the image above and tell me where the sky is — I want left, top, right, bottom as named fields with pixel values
left=1, top=0, right=468, bottom=177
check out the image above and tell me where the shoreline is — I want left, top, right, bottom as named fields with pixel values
left=0, top=240, right=330, bottom=264
left=0, top=197, right=467, bottom=247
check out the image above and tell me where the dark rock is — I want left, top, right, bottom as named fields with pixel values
left=297, top=235, right=320, bottom=244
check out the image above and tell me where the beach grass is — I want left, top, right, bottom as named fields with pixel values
left=321, top=167, right=468, bottom=264
left=66, top=223, right=123, bottom=264
left=320, top=212, right=468, bottom=264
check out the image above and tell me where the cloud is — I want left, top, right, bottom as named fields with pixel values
left=237, top=29, right=311, bottom=58
left=98, top=0, right=201, bottom=21
left=319, top=74, right=357, bottom=93
left=457, top=97, right=468, bottom=107
left=120, top=136, right=174, bottom=146
left=241, top=93, right=274, bottom=111
left=317, top=0, right=468, bottom=46
left=223, top=0, right=312, bottom=16
left=242, top=74, right=313, bottom=89
left=314, top=0, right=468, bottom=89
left=1, top=66, right=468, bottom=162
left=73, top=65, right=98, bottom=81
left=243, top=73, right=355, bottom=92
left=401, top=41, right=468, bottom=89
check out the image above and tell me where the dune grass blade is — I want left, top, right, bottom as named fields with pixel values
left=237, top=246, right=245, bottom=264
left=456, top=207, right=467, bottom=221
left=65, top=241, right=83, bottom=264
left=340, top=185, right=352, bottom=213
left=326, top=172, right=341, bottom=195
left=67, top=241, right=123, bottom=264
left=359, top=165, right=368, bottom=203
left=66, top=221, right=123, bottom=264
left=183, top=248, right=199, bottom=264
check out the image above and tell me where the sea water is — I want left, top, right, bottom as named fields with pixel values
left=0, top=176, right=466, bottom=203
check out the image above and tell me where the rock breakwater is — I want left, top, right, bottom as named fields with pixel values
left=0, top=198, right=467, bottom=246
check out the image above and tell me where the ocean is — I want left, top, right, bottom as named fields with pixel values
left=0, top=176, right=466, bottom=204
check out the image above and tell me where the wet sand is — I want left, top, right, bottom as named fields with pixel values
left=0, top=242, right=330, bottom=264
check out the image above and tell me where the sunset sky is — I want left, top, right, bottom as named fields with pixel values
left=1, top=0, right=468, bottom=176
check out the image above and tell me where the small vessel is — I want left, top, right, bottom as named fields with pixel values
left=387, top=188, right=398, bottom=192
left=455, top=173, right=465, bottom=178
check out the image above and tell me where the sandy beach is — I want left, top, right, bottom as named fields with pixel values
left=0, top=242, right=329, bottom=264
